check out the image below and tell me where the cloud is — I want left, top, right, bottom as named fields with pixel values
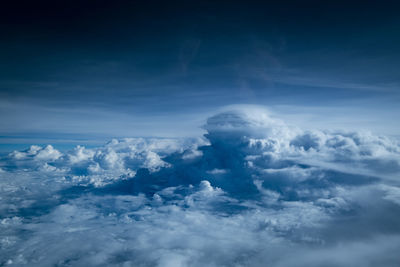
left=1, top=106, right=400, bottom=266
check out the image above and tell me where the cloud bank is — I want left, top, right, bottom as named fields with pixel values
left=1, top=107, right=400, bottom=266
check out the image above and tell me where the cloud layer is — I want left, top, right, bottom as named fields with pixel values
left=1, top=107, right=400, bottom=266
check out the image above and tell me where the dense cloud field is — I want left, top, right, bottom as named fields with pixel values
left=1, top=107, right=400, bottom=266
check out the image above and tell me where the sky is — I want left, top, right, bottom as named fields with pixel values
left=1, top=0, right=400, bottom=146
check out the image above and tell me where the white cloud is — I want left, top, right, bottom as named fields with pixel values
left=1, top=106, right=400, bottom=266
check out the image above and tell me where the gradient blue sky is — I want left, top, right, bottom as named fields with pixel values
left=1, top=0, right=399, bottom=149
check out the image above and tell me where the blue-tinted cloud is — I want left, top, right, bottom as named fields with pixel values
left=1, top=107, right=400, bottom=266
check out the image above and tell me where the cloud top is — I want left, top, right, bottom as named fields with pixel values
left=1, top=107, right=400, bottom=266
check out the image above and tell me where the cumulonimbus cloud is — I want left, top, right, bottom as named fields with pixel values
left=1, top=106, right=400, bottom=266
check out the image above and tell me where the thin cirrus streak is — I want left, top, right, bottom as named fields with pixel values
left=1, top=106, right=400, bottom=267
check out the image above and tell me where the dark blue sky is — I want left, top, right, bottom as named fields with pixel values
left=1, top=0, right=400, bottom=147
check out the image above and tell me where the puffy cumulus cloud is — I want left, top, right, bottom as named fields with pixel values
left=2, top=138, right=203, bottom=187
left=1, top=106, right=400, bottom=266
